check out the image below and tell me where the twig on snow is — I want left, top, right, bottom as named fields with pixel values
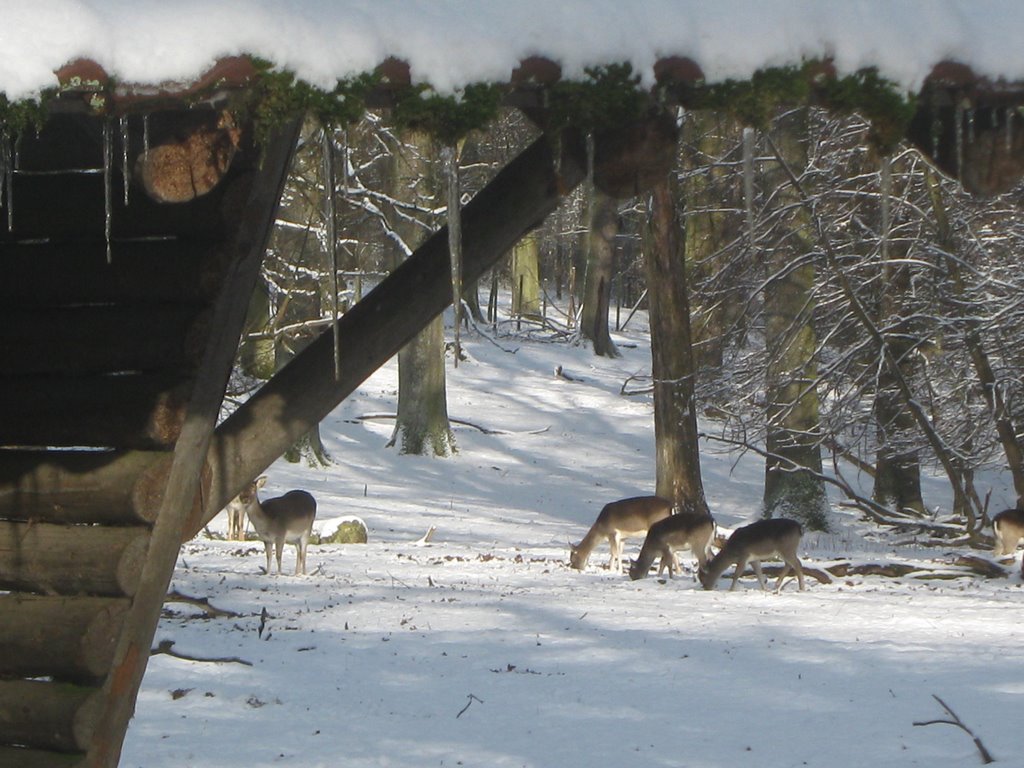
left=456, top=693, right=484, bottom=718
left=152, top=639, right=253, bottom=666
left=913, top=694, right=994, bottom=764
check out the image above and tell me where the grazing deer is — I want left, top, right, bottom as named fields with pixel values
left=699, top=518, right=805, bottom=592
left=992, top=508, right=1024, bottom=557
left=628, top=510, right=714, bottom=580
left=223, top=487, right=252, bottom=541
left=235, top=476, right=317, bottom=575
left=570, top=496, right=673, bottom=572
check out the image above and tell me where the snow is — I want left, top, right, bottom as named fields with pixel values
left=120, top=311, right=1024, bottom=768
left=3, top=2, right=1024, bottom=102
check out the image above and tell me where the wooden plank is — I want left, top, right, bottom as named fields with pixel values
left=0, top=304, right=209, bottom=376
left=0, top=746, right=84, bottom=767
left=0, top=450, right=163, bottom=525
left=200, top=129, right=591, bottom=523
left=0, top=374, right=191, bottom=449
left=0, top=680, right=102, bottom=754
left=85, top=118, right=303, bottom=768
left=0, top=241, right=219, bottom=307
left=0, top=596, right=130, bottom=683
left=0, top=522, right=149, bottom=597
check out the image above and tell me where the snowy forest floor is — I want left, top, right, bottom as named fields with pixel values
left=121, top=312, right=1024, bottom=768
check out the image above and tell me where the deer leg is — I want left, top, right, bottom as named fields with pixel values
left=773, top=563, right=791, bottom=592
left=274, top=539, right=285, bottom=574
left=608, top=533, right=622, bottom=572
left=263, top=541, right=273, bottom=575
left=730, top=556, right=748, bottom=590
left=751, top=559, right=768, bottom=590
left=786, top=555, right=805, bottom=591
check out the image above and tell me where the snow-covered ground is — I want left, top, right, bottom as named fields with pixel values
left=121, top=311, right=1024, bottom=768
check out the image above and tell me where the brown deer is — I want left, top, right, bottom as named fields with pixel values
left=570, top=496, right=673, bottom=572
left=628, top=510, right=714, bottom=580
left=699, top=518, right=805, bottom=592
left=234, top=476, right=317, bottom=575
left=992, top=508, right=1024, bottom=557
left=223, top=487, right=252, bottom=541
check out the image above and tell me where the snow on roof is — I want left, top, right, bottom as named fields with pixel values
left=2, top=0, right=1023, bottom=104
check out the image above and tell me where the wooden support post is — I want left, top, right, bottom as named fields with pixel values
left=84, top=119, right=301, bottom=768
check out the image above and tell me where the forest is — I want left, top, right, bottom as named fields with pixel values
left=233, top=102, right=1024, bottom=549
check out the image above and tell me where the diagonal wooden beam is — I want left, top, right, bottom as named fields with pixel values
left=197, top=129, right=591, bottom=530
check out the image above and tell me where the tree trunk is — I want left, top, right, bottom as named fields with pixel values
left=580, top=188, right=620, bottom=357
left=645, top=174, right=709, bottom=515
left=386, top=128, right=455, bottom=456
left=761, top=111, right=830, bottom=531
left=872, top=158, right=926, bottom=516
left=680, top=111, right=746, bottom=373
left=511, top=231, right=541, bottom=319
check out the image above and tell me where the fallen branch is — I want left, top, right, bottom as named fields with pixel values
left=354, top=412, right=547, bottom=436
left=913, top=694, right=994, bottom=764
left=456, top=693, right=484, bottom=719
left=164, top=590, right=241, bottom=618
left=152, top=639, right=253, bottom=666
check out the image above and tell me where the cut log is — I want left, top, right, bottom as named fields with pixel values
left=0, top=595, right=130, bottom=683
left=0, top=522, right=149, bottom=596
left=0, top=450, right=164, bottom=525
left=1, top=304, right=209, bottom=376
left=0, top=373, right=191, bottom=449
left=0, top=680, right=103, bottom=753
left=0, top=745, right=84, bottom=767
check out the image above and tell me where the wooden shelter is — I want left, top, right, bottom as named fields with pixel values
left=1, top=50, right=1023, bottom=767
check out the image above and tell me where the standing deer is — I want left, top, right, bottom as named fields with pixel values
left=570, top=496, right=673, bottom=572
left=628, top=510, right=715, bottom=580
left=233, top=476, right=317, bottom=575
left=223, top=487, right=252, bottom=541
left=992, top=508, right=1024, bottom=557
left=699, top=518, right=805, bottom=592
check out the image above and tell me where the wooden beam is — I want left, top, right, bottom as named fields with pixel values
left=0, top=450, right=165, bottom=525
left=0, top=596, right=130, bottom=683
left=0, top=522, right=148, bottom=597
left=0, top=680, right=102, bottom=754
left=198, top=129, right=591, bottom=527
left=83, top=117, right=301, bottom=768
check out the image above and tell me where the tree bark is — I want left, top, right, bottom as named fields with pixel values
left=580, top=188, right=620, bottom=357
left=645, top=174, right=709, bottom=514
left=760, top=111, right=830, bottom=530
left=386, top=128, right=455, bottom=456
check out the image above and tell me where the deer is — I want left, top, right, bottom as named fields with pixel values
left=699, top=518, right=805, bottom=592
left=223, top=488, right=252, bottom=541
left=233, top=476, right=317, bottom=575
left=628, top=509, right=715, bottom=580
left=570, top=496, right=674, bottom=572
left=992, top=508, right=1024, bottom=557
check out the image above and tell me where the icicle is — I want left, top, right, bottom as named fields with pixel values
left=120, top=115, right=130, bottom=206
left=444, top=143, right=463, bottom=368
left=103, top=119, right=112, bottom=263
left=143, top=114, right=150, bottom=157
left=880, top=154, right=892, bottom=264
left=321, top=125, right=341, bottom=381
left=341, top=127, right=350, bottom=195
left=1006, top=107, right=1014, bottom=153
left=966, top=107, right=976, bottom=145
left=955, top=99, right=966, bottom=185
left=743, top=126, right=756, bottom=245
left=5, top=133, right=16, bottom=232
left=1, top=131, right=9, bottom=231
